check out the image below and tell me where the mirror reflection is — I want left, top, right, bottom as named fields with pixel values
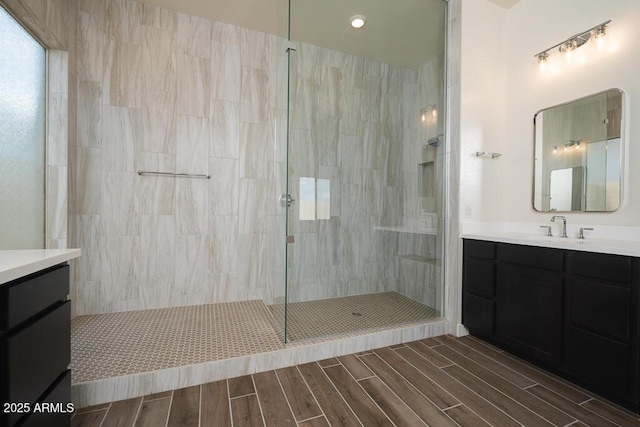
left=533, top=89, right=623, bottom=212
left=549, top=166, right=585, bottom=211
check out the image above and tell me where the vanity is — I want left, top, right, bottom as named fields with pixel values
left=461, top=88, right=639, bottom=411
left=0, top=249, right=80, bottom=427
left=462, top=234, right=640, bottom=412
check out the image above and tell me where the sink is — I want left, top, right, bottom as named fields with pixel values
left=493, top=233, right=585, bottom=244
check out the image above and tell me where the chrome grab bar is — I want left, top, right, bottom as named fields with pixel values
left=136, top=170, right=211, bottom=179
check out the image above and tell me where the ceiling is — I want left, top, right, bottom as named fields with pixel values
left=141, top=0, right=446, bottom=70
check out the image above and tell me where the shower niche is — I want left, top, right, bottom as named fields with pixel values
left=418, top=102, right=441, bottom=229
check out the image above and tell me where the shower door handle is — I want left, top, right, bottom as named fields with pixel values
left=279, top=193, right=295, bottom=207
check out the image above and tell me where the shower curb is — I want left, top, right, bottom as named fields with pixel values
left=71, top=318, right=447, bottom=408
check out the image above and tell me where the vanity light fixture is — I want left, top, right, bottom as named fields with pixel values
left=350, top=15, right=367, bottom=29
left=534, top=20, right=611, bottom=71
left=553, top=140, right=582, bottom=154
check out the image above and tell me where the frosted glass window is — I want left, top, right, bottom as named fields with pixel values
left=0, top=6, right=46, bottom=249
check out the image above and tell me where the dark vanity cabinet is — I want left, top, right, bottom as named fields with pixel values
left=0, top=264, right=72, bottom=427
left=565, top=252, right=639, bottom=407
left=463, top=239, right=640, bottom=412
left=462, top=240, right=497, bottom=337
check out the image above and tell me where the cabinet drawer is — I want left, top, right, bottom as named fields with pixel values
left=464, top=240, right=496, bottom=260
left=4, top=301, right=70, bottom=409
left=465, top=259, right=495, bottom=299
left=21, top=370, right=71, bottom=427
left=498, top=243, right=564, bottom=272
left=463, top=294, right=495, bottom=336
left=569, top=278, right=630, bottom=341
left=0, top=265, right=69, bottom=331
left=565, top=327, right=631, bottom=399
left=571, top=252, right=632, bottom=284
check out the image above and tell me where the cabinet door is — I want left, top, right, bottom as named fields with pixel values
left=565, top=277, right=634, bottom=401
left=463, top=294, right=495, bottom=336
left=497, top=265, right=563, bottom=367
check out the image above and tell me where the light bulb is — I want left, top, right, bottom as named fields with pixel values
left=565, top=49, right=573, bottom=64
left=537, top=52, right=549, bottom=73
left=431, top=108, right=437, bottom=118
left=594, top=26, right=606, bottom=50
left=421, top=113, right=426, bottom=123
left=553, top=146, right=557, bottom=154
left=561, top=40, right=577, bottom=64
left=350, top=15, right=367, bottom=29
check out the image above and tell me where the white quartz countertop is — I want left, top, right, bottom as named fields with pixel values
left=0, top=249, right=81, bottom=285
left=462, top=232, right=640, bottom=257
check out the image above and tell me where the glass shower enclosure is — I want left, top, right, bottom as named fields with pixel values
left=270, top=0, right=447, bottom=342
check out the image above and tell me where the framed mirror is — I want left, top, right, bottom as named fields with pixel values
left=533, top=89, right=624, bottom=212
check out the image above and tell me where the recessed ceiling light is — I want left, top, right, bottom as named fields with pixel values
left=350, top=15, right=367, bottom=29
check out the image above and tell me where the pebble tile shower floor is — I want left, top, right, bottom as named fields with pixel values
left=71, top=300, right=282, bottom=383
left=71, top=293, right=441, bottom=383
left=270, top=291, right=441, bottom=342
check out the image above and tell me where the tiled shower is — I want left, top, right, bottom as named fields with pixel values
left=70, top=0, right=447, bottom=343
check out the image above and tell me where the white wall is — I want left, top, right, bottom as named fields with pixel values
left=459, top=0, right=508, bottom=222
left=461, top=0, right=640, bottom=227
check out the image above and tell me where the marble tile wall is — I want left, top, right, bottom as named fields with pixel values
left=71, top=0, right=279, bottom=315
left=47, top=50, right=69, bottom=249
left=443, top=0, right=463, bottom=335
left=69, top=0, right=447, bottom=315
left=283, top=43, right=445, bottom=308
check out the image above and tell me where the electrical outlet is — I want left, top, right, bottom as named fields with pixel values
left=464, top=204, right=473, bottom=219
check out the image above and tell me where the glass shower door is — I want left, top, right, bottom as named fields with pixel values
left=270, top=39, right=295, bottom=341
left=281, top=0, right=447, bottom=343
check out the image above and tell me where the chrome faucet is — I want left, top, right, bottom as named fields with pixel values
left=539, top=225, right=553, bottom=237
left=578, top=227, right=593, bottom=239
left=551, top=215, right=567, bottom=238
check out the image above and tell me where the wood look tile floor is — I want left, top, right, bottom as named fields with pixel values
left=71, top=335, right=640, bottom=427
